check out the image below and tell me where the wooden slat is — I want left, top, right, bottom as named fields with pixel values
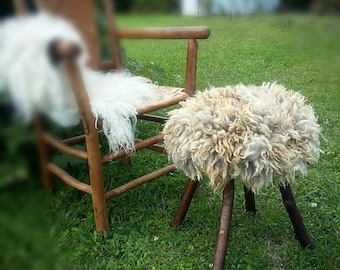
left=61, top=130, right=104, bottom=146
left=61, top=134, right=86, bottom=146
left=186, top=39, right=198, bottom=96
left=137, top=92, right=188, bottom=115
left=102, top=0, right=123, bottom=70
left=134, top=134, right=164, bottom=149
left=137, top=114, right=168, bottom=124
left=47, top=163, right=92, bottom=194
left=101, top=134, right=164, bottom=164
left=61, top=43, right=109, bottom=231
left=105, top=164, right=176, bottom=199
left=37, top=0, right=100, bottom=68
left=13, top=0, right=27, bottom=15
left=146, top=144, right=164, bottom=153
left=34, top=115, right=55, bottom=192
left=117, top=26, right=210, bottom=40
left=42, top=132, right=88, bottom=160
left=134, top=139, right=165, bottom=153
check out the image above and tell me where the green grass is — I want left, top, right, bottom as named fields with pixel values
left=1, top=14, right=340, bottom=269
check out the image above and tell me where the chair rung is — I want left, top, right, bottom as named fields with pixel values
left=134, top=139, right=165, bottom=153
left=146, top=144, right=165, bottom=153
left=43, top=132, right=88, bottom=159
left=61, top=134, right=86, bottom=145
left=137, top=92, right=188, bottom=115
left=47, top=163, right=92, bottom=194
left=101, top=134, right=164, bottom=164
left=137, top=114, right=168, bottom=124
left=61, top=130, right=104, bottom=146
left=105, top=164, right=176, bottom=200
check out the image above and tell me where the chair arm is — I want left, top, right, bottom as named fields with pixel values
left=116, top=26, right=210, bottom=40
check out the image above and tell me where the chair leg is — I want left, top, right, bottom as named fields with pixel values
left=279, top=183, right=315, bottom=249
left=244, top=186, right=256, bottom=214
left=85, top=129, right=109, bottom=232
left=34, top=115, right=55, bottom=192
left=90, top=177, right=109, bottom=232
left=213, top=180, right=234, bottom=270
left=170, top=179, right=199, bottom=227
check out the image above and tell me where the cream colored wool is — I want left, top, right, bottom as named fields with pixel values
left=0, top=12, right=175, bottom=154
left=163, top=83, right=321, bottom=192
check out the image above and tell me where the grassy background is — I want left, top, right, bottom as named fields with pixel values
left=1, top=14, right=339, bottom=269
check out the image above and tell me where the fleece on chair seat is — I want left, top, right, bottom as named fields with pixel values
left=0, top=12, right=180, bottom=154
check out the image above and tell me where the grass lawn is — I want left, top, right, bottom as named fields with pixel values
left=1, top=13, right=339, bottom=270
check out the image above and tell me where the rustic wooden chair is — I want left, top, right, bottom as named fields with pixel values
left=13, top=0, right=210, bottom=232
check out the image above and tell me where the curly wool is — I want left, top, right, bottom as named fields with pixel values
left=163, top=83, right=321, bottom=192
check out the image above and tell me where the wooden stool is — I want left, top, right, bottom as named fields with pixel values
left=163, top=84, right=320, bottom=269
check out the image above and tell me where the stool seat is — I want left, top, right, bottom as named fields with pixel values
left=164, top=83, right=321, bottom=193
left=163, top=83, right=320, bottom=269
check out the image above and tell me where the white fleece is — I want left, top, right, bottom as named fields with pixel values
left=0, top=12, right=160, bottom=154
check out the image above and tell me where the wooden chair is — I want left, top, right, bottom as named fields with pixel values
left=13, top=0, right=210, bottom=232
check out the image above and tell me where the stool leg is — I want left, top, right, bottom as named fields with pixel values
left=244, top=186, right=256, bottom=214
left=279, top=183, right=315, bottom=249
left=213, top=180, right=234, bottom=270
left=171, top=179, right=199, bottom=227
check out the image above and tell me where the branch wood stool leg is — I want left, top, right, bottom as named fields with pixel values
left=171, top=179, right=199, bottom=227
left=213, top=180, right=234, bottom=270
left=244, top=186, right=256, bottom=214
left=279, top=183, right=315, bottom=249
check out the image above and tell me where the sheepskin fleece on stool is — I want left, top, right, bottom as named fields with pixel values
left=0, top=12, right=166, bottom=154
left=163, top=83, right=321, bottom=192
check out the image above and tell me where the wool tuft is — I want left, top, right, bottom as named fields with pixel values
left=163, top=83, right=321, bottom=192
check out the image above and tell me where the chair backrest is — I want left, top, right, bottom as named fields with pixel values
left=14, top=0, right=122, bottom=69
left=36, top=0, right=101, bottom=68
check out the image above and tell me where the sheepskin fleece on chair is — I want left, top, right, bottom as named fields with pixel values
left=163, top=83, right=321, bottom=192
left=0, top=12, right=163, bottom=154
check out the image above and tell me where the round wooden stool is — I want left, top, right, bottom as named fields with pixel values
left=163, top=83, right=320, bottom=269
